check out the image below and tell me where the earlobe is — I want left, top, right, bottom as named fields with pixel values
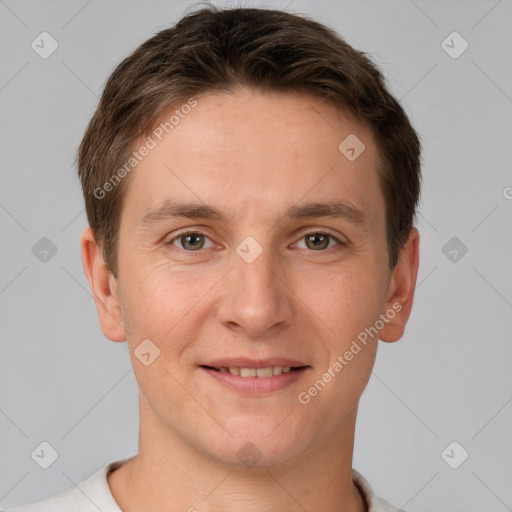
left=79, top=227, right=127, bottom=342
left=379, top=227, right=420, bottom=343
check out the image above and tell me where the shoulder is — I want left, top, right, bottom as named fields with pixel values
left=2, top=457, right=134, bottom=512
left=352, top=468, right=407, bottom=512
left=1, top=488, right=79, bottom=512
left=371, top=496, right=406, bottom=512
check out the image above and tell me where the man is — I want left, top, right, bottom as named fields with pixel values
left=5, top=5, right=420, bottom=511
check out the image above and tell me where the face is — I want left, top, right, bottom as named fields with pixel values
left=82, top=87, right=419, bottom=468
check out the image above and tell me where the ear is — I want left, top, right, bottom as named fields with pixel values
left=379, top=227, right=420, bottom=343
left=80, top=227, right=127, bottom=342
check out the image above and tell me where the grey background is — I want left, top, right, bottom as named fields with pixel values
left=1, top=0, right=511, bottom=510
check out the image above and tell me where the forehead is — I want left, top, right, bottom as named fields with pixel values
left=123, top=88, right=384, bottom=230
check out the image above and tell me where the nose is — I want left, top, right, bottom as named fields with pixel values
left=216, top=244, right=295, bottom=338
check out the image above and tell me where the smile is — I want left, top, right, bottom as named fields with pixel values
left=199, top=362, right=310, bottom=393
left=204, top=365, right=307, bottom=377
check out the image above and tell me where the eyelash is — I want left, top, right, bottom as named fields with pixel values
left=166, top=229, right=346, bottom=253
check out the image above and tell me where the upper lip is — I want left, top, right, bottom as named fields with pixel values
left=201, top=358, right=309, bottom=369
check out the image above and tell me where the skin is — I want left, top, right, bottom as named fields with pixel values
left=80, top=87, right=419, bottom=512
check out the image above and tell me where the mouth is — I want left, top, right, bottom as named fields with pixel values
left=198, top=359, right=310, bottom=394
left=200, top=365, right=306, bottom=377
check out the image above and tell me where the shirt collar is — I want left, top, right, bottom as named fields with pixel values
left=97, top=458, right=394, bottom=512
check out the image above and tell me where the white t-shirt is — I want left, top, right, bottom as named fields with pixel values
left=2, top=457, right=404, bottom=512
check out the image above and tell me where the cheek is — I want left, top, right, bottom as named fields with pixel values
left=293, top=267, right=381, bottom=427
left=310, top=270, right=381, bottom=391
left=300, top=263, right=384, bottom=345
left=120, top=260, right=217, bottom=348
left=119, top=265, right=206, bottom=407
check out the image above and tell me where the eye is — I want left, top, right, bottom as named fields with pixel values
left=295, top=231, right=343, bottom=251
left=169, top=231, right=214, bottom=251
left=166, top=229, right=344, bottom=253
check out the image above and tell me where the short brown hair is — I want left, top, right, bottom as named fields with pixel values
left=77, top=3, right=421, bottom=278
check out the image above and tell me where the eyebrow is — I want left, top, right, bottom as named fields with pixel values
left=139, top=199, right=367, bottom=228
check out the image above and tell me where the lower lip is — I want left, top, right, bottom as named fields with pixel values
left=200, top=367, right=308, bottom=394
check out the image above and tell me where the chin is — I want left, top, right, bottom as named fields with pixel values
left=196, top=416, right=312, bottom=470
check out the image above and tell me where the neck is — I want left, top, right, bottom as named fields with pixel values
left=108, top=400, right=367, bottom=512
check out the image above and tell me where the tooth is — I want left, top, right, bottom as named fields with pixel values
left=223, top=366, right=297, bottom=377
left=240, top=368, right=257, bottom=377
left=256, top=367, right=273, bottom=377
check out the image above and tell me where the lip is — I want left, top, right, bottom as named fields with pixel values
left=200, top=366, right=309, bottom=394
left=202, top=358, right=308, bottom=369
left=199, top=358, right=310, bottom=394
